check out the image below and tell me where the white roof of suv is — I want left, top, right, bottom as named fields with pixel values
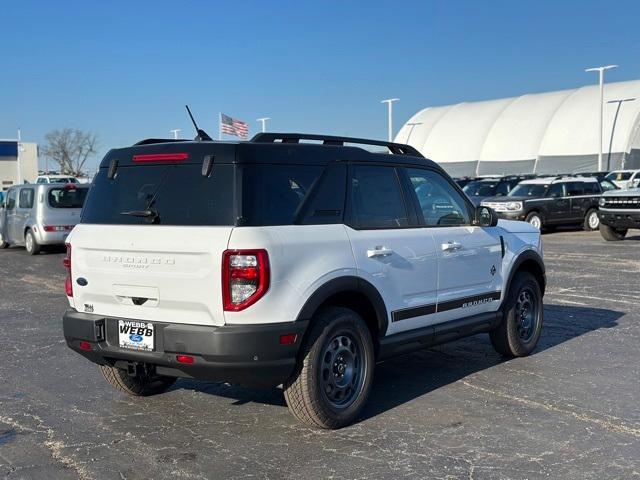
left=518, top=176, right=597, bottom=185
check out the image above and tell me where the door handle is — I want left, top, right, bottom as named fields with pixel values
left=367, top=246, right=394, bottom=258
left=441, top=241, right=462, bottom=252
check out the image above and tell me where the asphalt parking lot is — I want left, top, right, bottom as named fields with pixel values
left=1, top=230, right=639, bottom=480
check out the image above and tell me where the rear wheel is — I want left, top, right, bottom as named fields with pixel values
left=525, top=212, right=542, bottom=230
left=99, top=365, right=175, bottom=396
left=284, top=307, right=375, bottom=429
left=490, top=271, right=543, bottom=357
left=599, top=224, right=627, bottom=241
left=584, top=209, right=600, bottom=231
left=25, top=230, right=40, bottom=255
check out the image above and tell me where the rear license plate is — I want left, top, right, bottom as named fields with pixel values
left=118, top=320, right=154, bottom=351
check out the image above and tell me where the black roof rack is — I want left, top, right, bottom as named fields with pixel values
left=250, top=132, right=423, bottom=157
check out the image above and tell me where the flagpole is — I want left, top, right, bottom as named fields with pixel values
left=219, top=112, right=222, bottom=141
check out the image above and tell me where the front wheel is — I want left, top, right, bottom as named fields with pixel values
left=525, top=212, right=543, bottom=230
left=584, top=209, right=600, bottom=231
left=599, top=224, right=627, bottom=241
left=490, top=271, right=543, bottom=357
left=284, top=307, right=375, bottom=429
left=99, top=365, right=176, bottom=396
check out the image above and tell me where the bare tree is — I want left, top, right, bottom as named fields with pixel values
left=42, top=129, right=98, bottom=177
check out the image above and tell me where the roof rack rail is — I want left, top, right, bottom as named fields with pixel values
left=133, top=138, right=190, bottom=146
left=250, top=132, right=423, bottom=157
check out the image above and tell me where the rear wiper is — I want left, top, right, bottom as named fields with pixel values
left=121, top=209, right=160, bottom=222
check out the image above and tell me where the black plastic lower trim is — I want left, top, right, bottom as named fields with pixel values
left=378, top=311, right=502, bottom=360
left=63, top=310, right=308, bottom=387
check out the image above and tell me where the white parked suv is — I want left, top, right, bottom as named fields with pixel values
left=62, top=133, right=546, bottom=428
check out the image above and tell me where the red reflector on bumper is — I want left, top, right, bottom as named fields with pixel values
left=79, top=341, right=92, bottom=351
left=279, top=333, right=298, bottom=345
left=176, top=355, right=194, bottom=364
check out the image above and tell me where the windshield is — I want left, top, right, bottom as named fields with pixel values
left=606, top=171, right=633, bottom=181
left=508, top=183, right=549, bottom=197
left=48, top=187, right=89, bottom=208
left=463, top=181, right=498, bottom=196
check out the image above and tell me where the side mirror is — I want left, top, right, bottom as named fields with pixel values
left=475, top=206, right=498, bottom=227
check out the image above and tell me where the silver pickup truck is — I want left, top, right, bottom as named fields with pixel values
left=0, top=183, right=90, bottom=254
left=598, top=188, right=640, bottom=240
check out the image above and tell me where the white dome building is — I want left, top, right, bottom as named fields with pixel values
left=395, top=79, right=640, bottom=177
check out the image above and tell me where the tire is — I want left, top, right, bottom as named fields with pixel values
left=583, top=209, right=600, bottom=231
left=284, top=307, right=375, bottom=429
left=24, top=229, right=40, bottom=255
left=490, top=271, right=543, bottom=358
left=599, top=224, right=627, bottom=241
left=99, top=365, right=176, bottom=396
left=525, top=212, right=543, bottom=230
left=0, top=240, right=8, bottom=249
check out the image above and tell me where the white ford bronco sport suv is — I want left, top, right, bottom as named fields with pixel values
left=62, top=133, right=545, bottom=429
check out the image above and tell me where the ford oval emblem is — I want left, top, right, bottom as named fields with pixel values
left=77, top=277, right=88, bottom=286
left=129, top=334, right=143, bottom=343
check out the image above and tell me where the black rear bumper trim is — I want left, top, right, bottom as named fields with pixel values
left=63, top=310, right=308, bottom=388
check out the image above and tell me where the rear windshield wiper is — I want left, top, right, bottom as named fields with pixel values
left=121, top=209, right=160, bottom=222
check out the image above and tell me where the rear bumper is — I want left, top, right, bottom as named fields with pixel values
left=63, top=310, right=308, bottom=387
left=33, top=227, right=70, bottom=245
left=599, top=210, right=640, bottom=229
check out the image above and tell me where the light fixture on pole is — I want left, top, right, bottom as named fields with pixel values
left=585, top=65, right=618, bottom=171
left=169, top=129, right=181, bottom=139
left=257, top=117, right=270, bottom=133
left=381, top=98, right=399, bottom=142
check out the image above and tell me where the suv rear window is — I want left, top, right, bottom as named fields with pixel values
left=81, top=164, right=235, bottom=225
left=48, top=187, right=89, bottom=209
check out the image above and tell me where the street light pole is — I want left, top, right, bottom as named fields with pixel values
left=381, top=98, right=399, bottom=142
left=585, top=65, right=618, bottom=171
left=257, top=117, right=270, bottom=133
left=169, top=129, right=181, bottom=139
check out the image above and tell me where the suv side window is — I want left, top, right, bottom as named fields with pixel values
left=566, top=182, right=584, bottom=197
left=5, top=189, right=17, bottom=210
left=36, top=178, right=47, bottom=184
left=19, top=188, right=34, bottom=209
left=495, top=181, right=511, bottom=196
left=349, top=165, right=409, bottom=229
left=547, top=183, right=565, bottom=197
left=404, top=167, right=471, bottom=226
left=583, top=181, right=599, bottom=195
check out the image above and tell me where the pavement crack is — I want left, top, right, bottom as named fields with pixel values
left=461, top=380, right=640, bottom=438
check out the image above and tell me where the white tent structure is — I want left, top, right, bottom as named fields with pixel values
left=395, top=79, right=640, bottom=177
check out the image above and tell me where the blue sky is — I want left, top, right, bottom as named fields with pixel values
left=2, top=0, right=640, bottom=172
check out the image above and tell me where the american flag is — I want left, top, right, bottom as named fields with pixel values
left=220, top=113, right=249, bottom=139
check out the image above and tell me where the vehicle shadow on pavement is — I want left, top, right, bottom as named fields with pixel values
left=171, top=303, right=624, bottom=420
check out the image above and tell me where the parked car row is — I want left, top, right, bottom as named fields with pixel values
left=454, top=173, right=622, bottom=233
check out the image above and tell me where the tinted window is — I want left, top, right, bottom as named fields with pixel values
left=405, top=168, right=470, bottom=226
left=583, top=182, right=599, bottom=194
left=36, top=178, right=47, bottom=184
left=566, top=182, right=584, bottom=196
left=495, top=181, right=513, bottom=196
left=509, top=183, right=549, bottom=197
left=349, top=166, right=409, bottom=229
left=19, top=188, right=34, bottom=209
left=48, top=187, right=89, bottom=209
left=5, top=190, right=16, bottom=210
left=82, top=164, right=235, bottom=225
left=547, top=184, right=564, bottom=197
left=463, top=181, right=498, bottom=196
left=241, top=164, right=323, bottom=226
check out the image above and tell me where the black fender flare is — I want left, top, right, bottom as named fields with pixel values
left=295, top=276, right=389, bottom=337
left=503, top=249, right=546, bottom=307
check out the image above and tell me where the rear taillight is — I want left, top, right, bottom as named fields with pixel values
left=222, top=249, right=269, bottom=311
left=44, top=225, right=74, bottom=232
left=63, top=243, right=73, bottom=297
